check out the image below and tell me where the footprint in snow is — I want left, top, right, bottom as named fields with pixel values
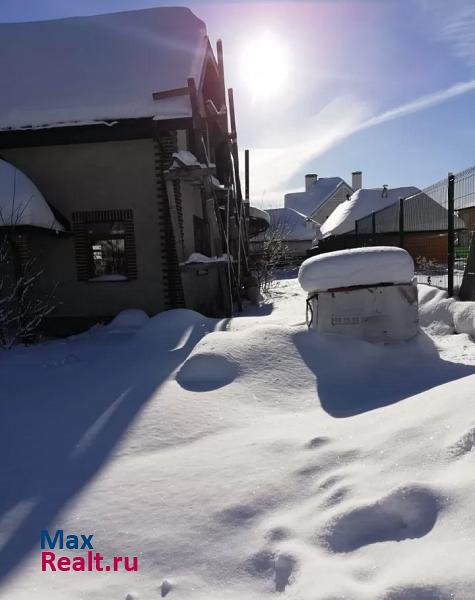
left=217, top=504, right=259, bottom=525
left=321, top=485, right=351, bottom=508
left=320, top=485, right=439, bottom=553
left=160, top=579, right=172, bottom=597
left=447, top=426, right=475, bottom=459
left=245, top=550, right=296, bottom=592
left=297, top=450, right=358, bottom=478
left=274, top=553, right=296, bottom=592
left=305, top=436, right=331, bottom=450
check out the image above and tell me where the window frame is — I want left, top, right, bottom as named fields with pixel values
left=72, top=209, right=137, bottom=282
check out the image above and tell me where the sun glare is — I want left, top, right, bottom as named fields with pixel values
left=239, top=32, right=290, bottom=101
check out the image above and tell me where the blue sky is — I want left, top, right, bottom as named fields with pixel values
left=1, top=0, right=475, bottom=207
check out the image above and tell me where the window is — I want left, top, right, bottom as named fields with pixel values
left=89, top=222, right=126, bottom=278
left=72, top=210, right=137, bottom=281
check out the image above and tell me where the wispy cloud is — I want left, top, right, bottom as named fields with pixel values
left=357, top=78, right=475, bottom=130
left=249, top=77, right=475, bottom=208
left=443, top=2, right=475, bottom=67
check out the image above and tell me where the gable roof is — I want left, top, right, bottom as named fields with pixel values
left=253, top=207, right=320, bottom=242
left=284, top=177, right=350, bottom=217
left=320, top=186, right=420, bottom=238
left=0, top=7, right=210, bottom=131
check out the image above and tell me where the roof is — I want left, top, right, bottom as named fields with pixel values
left=284, top=177, right=349, bottom=217
left=249, top=206, right=271, bottom=225
left=320, top=186, right=420, bottom=238
left=253, top=207, right=320, bottom=242
left=0, top=159, right=65, bottom=231
left=0, top=7, right=209, bottom=131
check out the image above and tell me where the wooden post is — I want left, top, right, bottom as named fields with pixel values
left=244, top=149, right=250, bottom=220
left=245, top=149, right=249, bottom=202
left=371, top=211, right=376, bottom=246
left=187, top=77, right=207, bottom=163
left=227, top=89, right=242, bottom=203
left=354, top=220, right=359, bottom=247
left=448, top=172, right=455, bottom=297
left=217, top=39, right=225, bottom=106
left=399, top=197, right=405, bottom=249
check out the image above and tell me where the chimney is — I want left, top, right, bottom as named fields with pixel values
left=352, top=171, right=362, bottom=190
left=305, top=173, right=318, bottom=191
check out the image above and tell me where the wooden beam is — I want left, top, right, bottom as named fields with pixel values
left=152, top=87, right=189, bottom=101
left=245, top=149, right=249, bottom=202
left=227, top=88, right=242, bottom=204
left=216, top=39, right=226, bottom=108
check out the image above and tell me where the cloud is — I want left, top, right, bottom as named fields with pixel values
left=356, top=78, right=475, bottom=130
left=245, top=95, right=371, bottom=207
left=248, top=77, right=475, bottom=207
left=443, top=2, right=475, bottom=67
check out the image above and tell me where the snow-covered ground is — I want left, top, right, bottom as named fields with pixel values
left=1, top=273, right=475, bottom=600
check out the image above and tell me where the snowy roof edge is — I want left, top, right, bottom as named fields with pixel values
left=0, top=7, right=215, bottom=132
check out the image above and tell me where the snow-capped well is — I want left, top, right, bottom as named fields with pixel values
left=298, top=246, right=415, bottom=292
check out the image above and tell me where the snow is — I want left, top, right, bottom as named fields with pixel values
left=107, top=309, right=150, bottom=331
left=0, top=159, right=65, bottom=231
left=172, top=150, right=202, bottom=168
left=249, top=206, right=271, bottom=225
left=0, top=7, right=208, bottom=130
left=183, top=253, right=232, bottom=264
left=1, top=273, right=475, bottom=599
left=285, top=177, right=347, bottom=217
left=321, top=186, right=420, bottom=238
left=418, top=283, right=475, bottom=337
left=298, top=246, right=415, bottom=292
left=252, top=207, right=320, bottom=242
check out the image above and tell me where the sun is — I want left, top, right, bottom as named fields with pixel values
left=239, top=32, right=290, bottom=101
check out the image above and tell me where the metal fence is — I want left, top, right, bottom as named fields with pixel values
left=352, top=165, right=475, bottom=297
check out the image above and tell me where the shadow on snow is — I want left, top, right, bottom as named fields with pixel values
left=0, top=310, right=213, bottom=583
left=293, top=328, right=475, bottom=418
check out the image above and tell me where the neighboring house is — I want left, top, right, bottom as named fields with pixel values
left=320, top=186, right=465, bottom=264
left=284, top=172, right=358, bottom=224
left=0, top=7, right=245, bottom=332
left=250, top=207, right=320, bottom=260
left=321, top=186, right=421, bottom=238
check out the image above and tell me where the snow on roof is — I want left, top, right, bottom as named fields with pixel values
left=0, top=159, right=65, bottom=231
left=321, top=186, right=420, bottom=238
left=298, top=246, right=415, bottom=292
left=253, top=207, right=320, bottom=242
left=284, top=177, right=348, bottom=217
left=249, top=206, right=271, bottom=225
left=0, top=7, right=209, bottom=130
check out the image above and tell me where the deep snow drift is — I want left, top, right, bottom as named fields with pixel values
left=1, top=275, right=475, bottom=600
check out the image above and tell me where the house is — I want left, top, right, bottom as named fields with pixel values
left=321, top=186, right=421, bottom=238
left=0, top=7, right=246, bottom=333
left=249, top=207, right=320, bottom=261
left=319, top=186, right=465, bottom=265
left=284, top=171, right=358, bottom=224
